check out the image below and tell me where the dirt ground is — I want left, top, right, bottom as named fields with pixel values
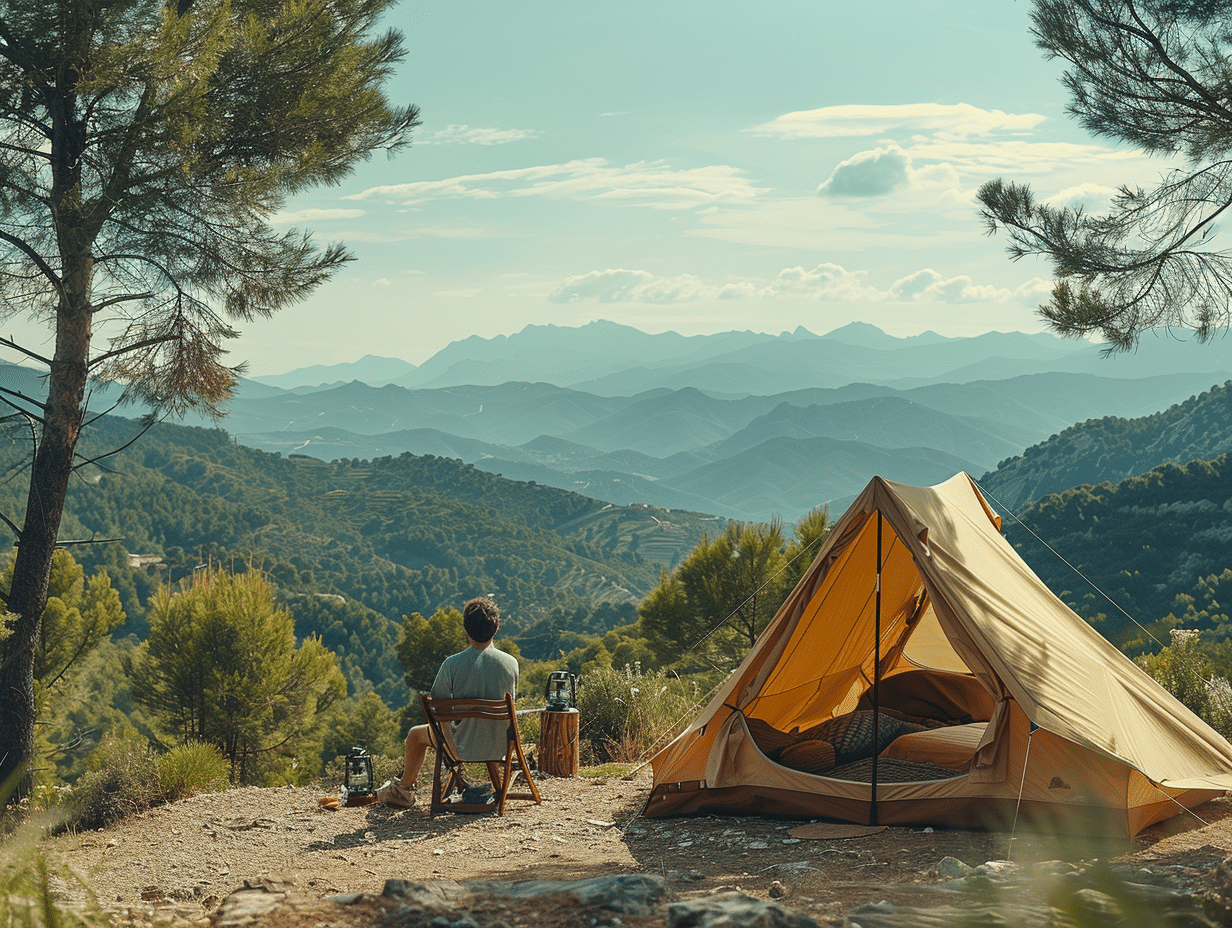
left=39, top=770, right=1232, bottom=926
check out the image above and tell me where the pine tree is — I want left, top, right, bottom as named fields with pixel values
left=638, top=520, right=803, bottom=668
left=978, top=0, right=1232, bottom=349
left=0, top=0, right=418, bottom=789
left=128, top=567, right=346, bottom=783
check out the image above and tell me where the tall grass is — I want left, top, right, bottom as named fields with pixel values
left=576, top=663, right=709, bottom=764
left=2, top=770, right=107, bottom=928
left=156, top=743, right=230, bottom=803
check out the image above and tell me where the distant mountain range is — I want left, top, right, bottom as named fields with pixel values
left=217, top=371, right=1232, bottom=522
left=8, top=320, right=1232, bottom=523
left=252, top=319, right=1232, bottom=393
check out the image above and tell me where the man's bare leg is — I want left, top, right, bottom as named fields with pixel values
left=400, top=724, right=433, bottom=787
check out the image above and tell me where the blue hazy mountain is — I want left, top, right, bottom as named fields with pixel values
left=252, top=355, right=416, bottom=390
left=12, top=321, right=1232, bottom=524
left=260, top=321, right=1232, bottom=398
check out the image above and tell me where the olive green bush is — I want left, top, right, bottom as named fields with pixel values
left=576, top=663, right=709, bottom=764
left=156, top=742, right=230, bottom=803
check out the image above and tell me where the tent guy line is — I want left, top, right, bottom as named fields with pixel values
left=973, top=476, right=1232, bottom=722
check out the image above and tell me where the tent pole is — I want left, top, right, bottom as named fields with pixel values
left=871, top=510, right=882, bottom=826
left=1006, top=721, right=1038, bottom=861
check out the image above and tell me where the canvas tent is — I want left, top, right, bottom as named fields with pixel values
left=646, top=474, right=1232, bottom=836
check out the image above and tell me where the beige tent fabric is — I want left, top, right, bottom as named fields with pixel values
left=647, top=474, right=1232, bottom=834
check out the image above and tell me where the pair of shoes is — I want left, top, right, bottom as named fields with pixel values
left=376, top=779, right=416, bottom=809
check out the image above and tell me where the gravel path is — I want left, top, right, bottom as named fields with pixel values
left=40, top=772, right=1232, bottom=926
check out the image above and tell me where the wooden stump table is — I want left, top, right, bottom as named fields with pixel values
left=538, top=708, right=579, bottom=777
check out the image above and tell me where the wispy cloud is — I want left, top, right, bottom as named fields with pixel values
left=749, top=102, right=1046, bottom=140
left=550, top=264, right=1047, bottom=305
left=344, top=159, right=764, bottom=210
left=907, top=138, right=1146, bottom=175
left=1044, top=182, right=1120, bottom=212
left=421, top=124, right=539, bottom=145
left=270, top=208, right=365, bottom=225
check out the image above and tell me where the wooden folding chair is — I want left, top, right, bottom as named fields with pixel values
left=419, top=692, right=542, bottom=816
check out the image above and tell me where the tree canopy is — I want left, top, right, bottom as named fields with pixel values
left=0, top=0, right=418, bottom=789
left=128, top=566, right=345, bottom=783
left=638, top=509, right=831, bottom=669
left=978, top=0, right=1232, bottom=349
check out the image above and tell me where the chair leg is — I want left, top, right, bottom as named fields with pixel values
left=431, top=751, right=446, bottom=811
left=512, top=739, right=541, bottom=804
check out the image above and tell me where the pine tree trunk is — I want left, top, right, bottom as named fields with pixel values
left=0, top=323, right=89, bottom=791
left=0, top=62, right=94, bottom=791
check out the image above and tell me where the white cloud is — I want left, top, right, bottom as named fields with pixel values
left=907, top=138, right=1145, bottom=175
left=548, top=269, right=655, bottom=303
left=1014, top=277, right=1054, bottom=300
left=762, top=264, right=880, bottom=300
left=818, top=146, right=911, bottom=197
left=1045, top=183, right=1119, bottom=212
left=421, top=124, right=539, bottom=145
left=887, top=269, right=1003, bottom=302
left=344, top=159, right=764, bottom=210
left=549, top=263, right=1033, bottom=305
left=270, top=208, right=365, bottom=225
left=372, top=278, right=391, bottom=287
left=749, top=102, right=1047, bottom=140
left=817, top=144, right=969, bottom=200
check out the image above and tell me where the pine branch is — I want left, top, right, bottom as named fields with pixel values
left=0, top=335, right=51, bottom=366
left=0, top=228, right=63, bottom=297
left=0, top=509, right=20, bottom=540
left=88, top=333, right=179, bottom=369
left=72, top=417, right=157, bottom=472
left=0, top=384, right=46, bottom=412
left=0, top=393, right=44, bottom=425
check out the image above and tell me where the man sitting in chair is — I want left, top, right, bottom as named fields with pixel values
left=377, top=596, right=518, bottom=808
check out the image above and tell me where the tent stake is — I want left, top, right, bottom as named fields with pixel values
left=870, top=510, right=882, bottom=827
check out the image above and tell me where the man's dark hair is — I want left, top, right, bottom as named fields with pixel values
left=462, top=597, right=501, bottom=643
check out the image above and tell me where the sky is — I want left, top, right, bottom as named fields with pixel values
left=23, top=1, right=1186, bottom=376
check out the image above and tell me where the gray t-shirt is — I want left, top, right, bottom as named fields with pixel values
left=430, top=644, right=519, bottom=760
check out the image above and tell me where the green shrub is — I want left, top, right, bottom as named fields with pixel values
left=156, top=742, right=230, bottom=802
left=71, top=738, right=161, bottom=830
left=1137, top=628, right=1232, bottom=739
left=576, top=663, right=707, bottom=763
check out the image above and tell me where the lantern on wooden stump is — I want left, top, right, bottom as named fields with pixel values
left=540, top=672, right=580, bottom=778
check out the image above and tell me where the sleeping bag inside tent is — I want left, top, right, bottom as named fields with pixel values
left=646, top=474, right=1232, bottom=836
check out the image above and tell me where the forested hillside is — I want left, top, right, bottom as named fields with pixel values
left=980, top=382, right=1232, bottom=512
left=0, top=414, right=718, bottom=703
left=1004, top=455, right=1232, bottom=648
